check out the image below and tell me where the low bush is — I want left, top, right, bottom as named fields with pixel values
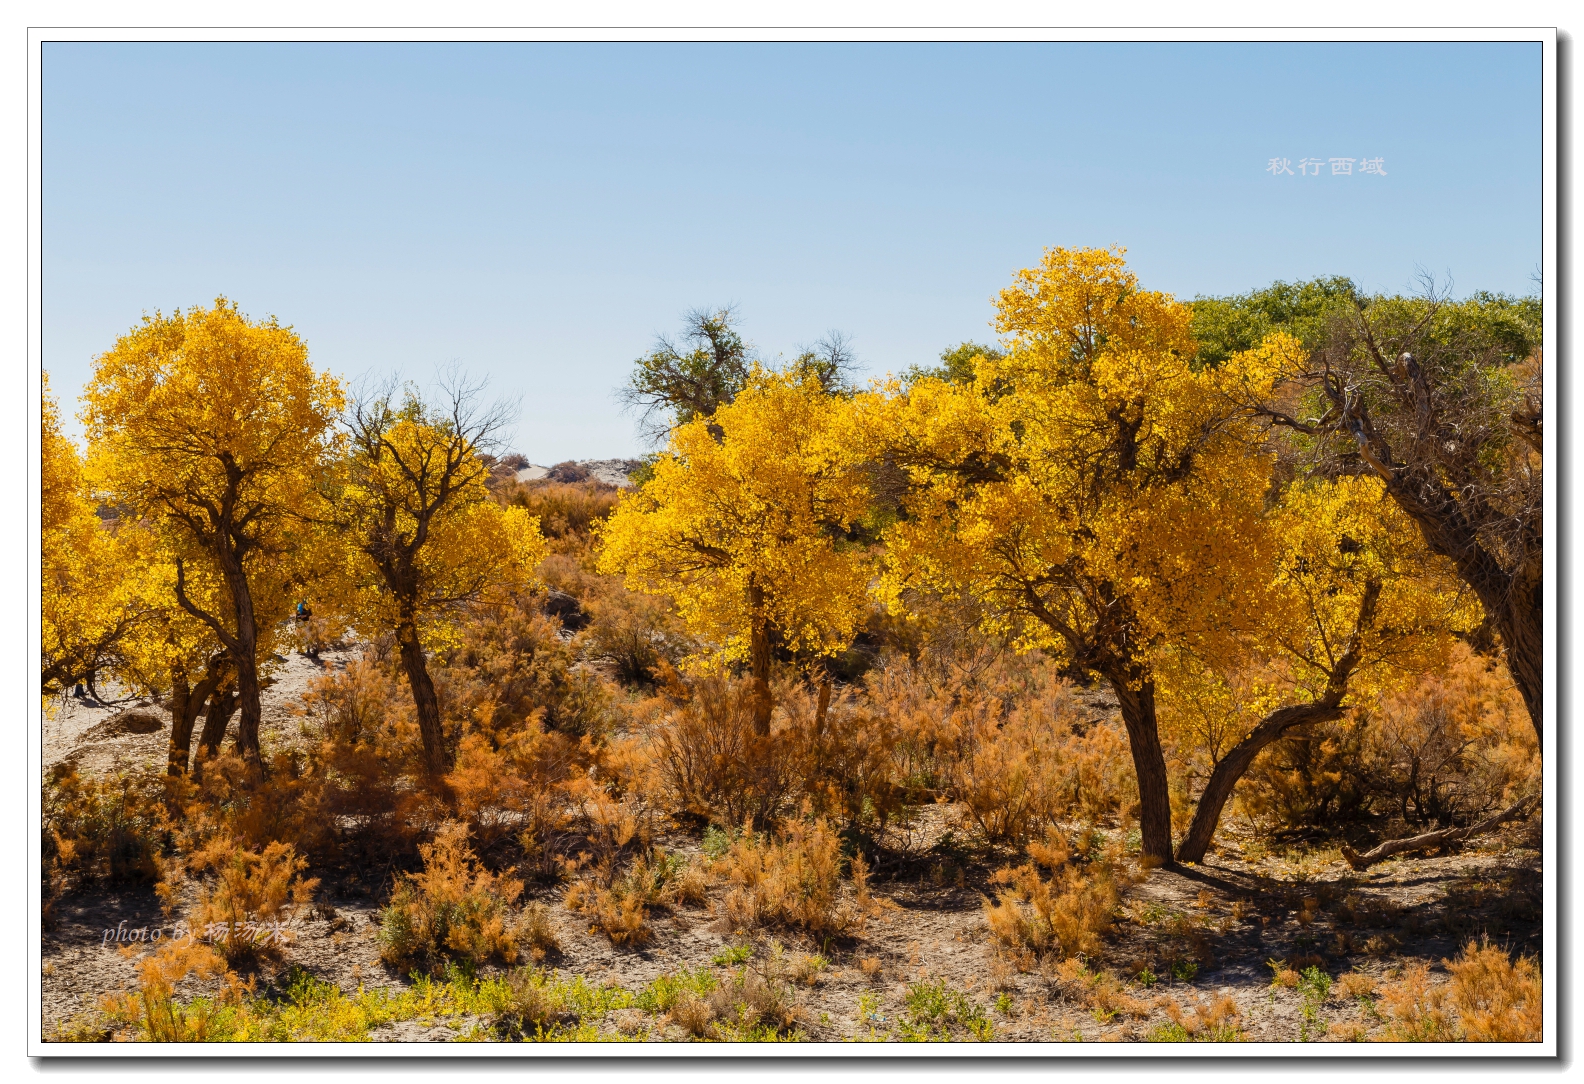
left=100, top=939, right=250, bottom=1042
left=716, top=818, right=873, bottom=937
left=1448, top=940, right=1543, bottom=1041
left=183, top=837, right=319, bottom=965
left=44, top=766, right=172, bottom=892
left=378, top=821, right=526, bottom=973
left=501, top=479, right=619, bottom=548
left=1149, top=994, right=1244, bottom=1042
left=983, top=834, right=1126, bottom=964
left=1378, top=940, right=1545, bottom=1043
left=644, top=675, right=804, bottom=829
left=564, top=848, right=704, bottom=946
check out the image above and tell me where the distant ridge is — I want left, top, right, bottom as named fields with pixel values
left=512, top=459, right=643, bottom=488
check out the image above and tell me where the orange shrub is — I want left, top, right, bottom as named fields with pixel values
left=183, top=837, right=319, bottom=965
left=377, top=821, right=526, bottom=972
left=983, top=835, right=1126, bottom=963
left=716, top=818, right=873, bottom=937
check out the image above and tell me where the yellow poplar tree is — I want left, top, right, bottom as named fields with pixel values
left=597, top=367, right=873, bottom=734
left=870, top=246, right=1303, bottom=862
left=335, top=385, right=546, bottom=777
left=41, top=372, right=156, bottom=698
left=1162, top=474, right=1475, bottom=861
left=83, top=299, right=344, bottom=765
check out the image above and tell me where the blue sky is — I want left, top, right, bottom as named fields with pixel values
left=43, top=41, right=1542, bottom=461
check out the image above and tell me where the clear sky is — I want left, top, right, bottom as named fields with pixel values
left=43, top=41, right=1542, bottom=461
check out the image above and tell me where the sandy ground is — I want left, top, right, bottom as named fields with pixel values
left=40, top=646, right=1543, bottom=1044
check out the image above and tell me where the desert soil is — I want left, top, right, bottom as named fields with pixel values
left=40, top=647, right=1543, bottom=1044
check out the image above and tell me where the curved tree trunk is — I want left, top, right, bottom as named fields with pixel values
left=167, top=655, right=227, bottom=776
left=1174, top=580, right=1381, bottom=864
left=1174, top=702, right=1345, bottom=863
left=1498, top=566, right=1544, bottom=742
left=1105, top=668, right=1174, bottom=864
left=195, top=681, right=239, bottom=774
left=396, top=618, right=448, bottom=778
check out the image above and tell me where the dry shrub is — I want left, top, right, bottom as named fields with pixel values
left=1238, top=646, right=1539, bottom=834
left=1378, top=961, right=1457, bottom=1041
left=1051, top=958, right=1150, bottom=1020
left=669, top=989, right=715, bottom=1037
left=1367, top=646, right=1540, bottom=828
left=43, top=766, right=172, bottom=892
left=645, top=674, right=803, bottom=829
left=499, top=967, right=573, bottom=1032
left=780, top=683, right=904, bottom=834
left=501, top=479, right=619, bottom=548
left=378, top=821, right=525, bottom=972
left=1336, top=969, right=1376, bottom=999
left=953, top=684, right=1131, bottom=846
left=184, top=837, right=318, bottom=964
left=100, top=938, right=250, bottom=1041
left=445, top=727, right=590, bottom=862
left=442, top=594, right=616, bottom=740
left=983, top=835, right=1125, bottom=963
left=564, top=848, right=701, bottom=946
left=857, top=651, right=1132, bottom=845
left=1446, top=940, right=1542, bottom=1042
left=180, top=751, right=340, bottom=860
left=581, top=577, right=697, bottom=687
left=517, top=902, right=560, bottom=962
left=1162, top=993, right=1243, bottom=1040
left=859, top=956, right=883, bottom=981
left=706, top=952, right=803, bottom=1036
left=1328, top=1020, right=1369, bottom=1042
left=716, top=818, right=872, bottom=937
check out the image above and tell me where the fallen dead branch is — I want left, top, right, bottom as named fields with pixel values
left=1340, top=797, right=1538, bottom=871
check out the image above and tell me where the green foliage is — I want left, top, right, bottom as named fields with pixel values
left=1189, top=276, right=1361, bottom=366
left=895, top=978, right=995, bottom=1041
left=711, top=943, right=753, bottom=967
left=622, top=307, right=752, bottom=439
left=906, top=341, right=1006, bottom=386
left=634, top=967, right=719, bottom=1013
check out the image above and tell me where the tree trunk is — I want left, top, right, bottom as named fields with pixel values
left=1497, top=567, right=1544, bottom=743
left=168, top=668, right=193, bottom=776
left=1175, top=702, right=1345, bottom=863
left=167, top=656, right=227, bottom=776
left=1174, top=580, right=1380, bottom=864
left=214, top=549, right=263, bottom=764
left=748, top=585, right=773, bottom=737
left=196, top=682, right=239, bottom=770
left=1105, top=668, right=1174, bottom=864
left=396, top=619, right=448, bottom=778
left=813, top=676, right=832, bottom=739
left=1374, top=468, right=1542, bottom=742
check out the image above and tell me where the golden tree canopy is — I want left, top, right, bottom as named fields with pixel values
left=872, top=245, right=1304, bottom=676
left=597, top=366, right=874, bottom=671
left=337, top=413, right=547, bottom=651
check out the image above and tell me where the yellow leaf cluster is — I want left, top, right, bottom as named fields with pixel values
left=596, top=367, right=872, bottom=669
left=80, top=298, right=346, bottom=656
left=41, top=373, right=159, bottom=695
left=874, top=246, right=1305, bottom=674
left=339, top=416, right=547, bottom=650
